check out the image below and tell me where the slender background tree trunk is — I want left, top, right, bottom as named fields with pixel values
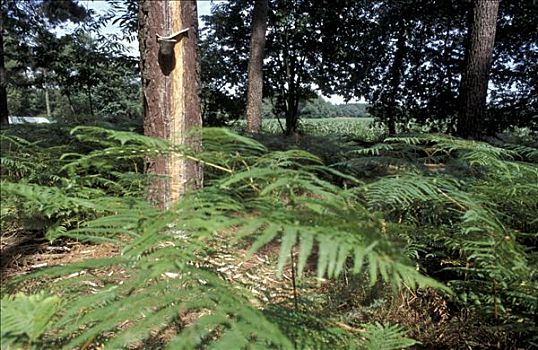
left=139, top=0, right=202, bottom=208
left=456, top=0, right=499, bottom=139
left=87, top=86, right=94, bottom=117
left=0, top=5, right=9, bottom=127
left=245, top=0, right=268, bottom=134
left=43, top=69, right=52, bottom=118
left=385, top=24, right=407, bottom=135
left=283, top=25, right=299, bottom=136
left=65, top=91, right=76, bottom=116
left=44, top=88, right=51, bottom=118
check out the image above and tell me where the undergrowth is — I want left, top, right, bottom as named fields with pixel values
left=1, top=125, right=536, bottom=349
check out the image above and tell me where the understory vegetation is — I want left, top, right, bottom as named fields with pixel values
left=2, top=0, right=537, bottom=348
left=1, top=123, right=537, bottom=349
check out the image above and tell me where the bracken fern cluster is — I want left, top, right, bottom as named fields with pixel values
left=1, top=126, right=536, bottom=348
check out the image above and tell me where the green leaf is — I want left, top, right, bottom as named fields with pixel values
left=1, top=293, right=60, bottom=344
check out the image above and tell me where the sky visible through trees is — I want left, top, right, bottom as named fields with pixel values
left=70, top=0, right=358, bottom=105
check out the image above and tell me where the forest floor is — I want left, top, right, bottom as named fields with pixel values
left=1, top=230, right=116, bottom=283
left=0, top=229, right=497, bottom=349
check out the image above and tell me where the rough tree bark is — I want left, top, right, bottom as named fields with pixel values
left=139, top=0, right=202, bottom=208
left=245, top=0, right=268, bottom=134
left=0, top=4, right=9, bottom=127
left=456, top=0, right=500, bottom=139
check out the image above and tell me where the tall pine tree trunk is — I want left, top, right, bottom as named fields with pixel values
left=456, top=0, right=499, bottom=139
left=245, top=0, right=268, bottom=134
left=139, top=0, right=202, bottom=208
left=0, top=5, right=9, bottom=127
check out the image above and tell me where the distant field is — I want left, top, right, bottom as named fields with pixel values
left=292, top=117, right=375, bottom=135
left=231, top=117, right=384, bottom=141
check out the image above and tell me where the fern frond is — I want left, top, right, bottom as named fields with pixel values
left=1, top=293, right=60, bottom=348
left=359, top=322, right=417, bottom=350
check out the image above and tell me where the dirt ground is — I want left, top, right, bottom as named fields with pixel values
left=1, top=229, right=119, bottom=284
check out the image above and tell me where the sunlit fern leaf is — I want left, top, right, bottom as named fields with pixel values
left=263, top=305, right=356, bottom=349
left=359, top=322, right=418, bottom=350
left=71, top=125, right=169, bottom=148
left=386, top=134, right=521, bottom=175
left=504, top=144, right=538, bottom=162
left=360, top=175, right=460, bottom=210
left=1, top=293, right=60, bottom=348
left=348, top=143, right=396, bottom=156
left=242, top=204, right=448, bottom=291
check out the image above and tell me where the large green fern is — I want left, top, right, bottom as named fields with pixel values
left=1, top=127, right=434, bottom=348
left=334, top=133, right=538, bottom=342
left=2, top=127, right=536, bottom=348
